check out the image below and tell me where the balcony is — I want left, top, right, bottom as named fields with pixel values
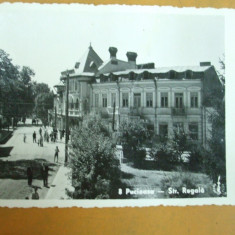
left=69, top=110, right=81, bottom=117
left=172, top=108, right=186, bottom=116
left=129, top=107, right=143, bottom=116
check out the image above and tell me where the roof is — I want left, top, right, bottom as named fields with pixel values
left=54, top=81, right=65, bottom=87
left=74, top=46, right=103, bottom=74
left=103, top=66, right=211, bottom=76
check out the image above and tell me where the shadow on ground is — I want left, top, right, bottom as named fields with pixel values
left=0, top=158, right=58, bottom=180
left=121, top=171, right=134, bottom=179
left=0, top=130, right=13, bottom=144
left=0, top=147, right=13, bottom=157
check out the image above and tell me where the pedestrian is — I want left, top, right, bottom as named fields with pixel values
left=60, top=130, right=62, bottom=140
left=41, top=163, right=46, bottom=187
left=53, top=131, right=57, bottom=142
left=23, top=134, right=26, bottom=143
left=26, top=167, right=33, bottom=186
left=40, top=135, right=43, bottom=147
left=39, top=127, right=42, bottom=136
left=50, top=132, right=53, bottom=142
left=54, top=146, right=59, bottom=163
left=45, top=164, right=49, bottom=187
left=32, top=187, right=39, bottom=200
left=33, top=131, right=36, bottom=143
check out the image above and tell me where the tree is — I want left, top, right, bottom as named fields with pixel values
left=119, top=119, right=153, bottom=167
left=34, top=92, right=53, bottom=125
left=20, top=66, right=35, bottom=86
left=68, top=116, right=120, bottom=199
left=203, top=57, right=226, bottom=193
left=0, top=49, right=35, bottom=122
left=32, top=82, right=51, bottom=97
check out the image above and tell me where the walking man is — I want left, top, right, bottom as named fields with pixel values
left=26, top=167, right=33, bottom=186
left=54, top=146, right=59, bottom=163
left=39, top=127, right=42, bottom=136
left=41, top=163, right=46, bottom=187
left=40, top=135, right=43, bottom=147
left=23, top=133, right=26, bottom=143
left=45, top=164, right=49, bottom=187
left=33, top=131, right=36, bottom=143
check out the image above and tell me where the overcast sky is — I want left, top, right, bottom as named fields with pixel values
left=0, top=4, right=225, bottom=88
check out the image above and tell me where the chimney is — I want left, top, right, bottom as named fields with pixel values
left=109, top=47, right=118, bottom=58
left=126, top=52, right=137, bottom=63
left=200, top=62, right=211, bottom=66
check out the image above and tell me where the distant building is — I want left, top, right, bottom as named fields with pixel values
left=51, top=45, right=222, bottom=146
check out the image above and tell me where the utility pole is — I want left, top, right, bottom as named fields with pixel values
left=65, top=71, right=69, bottom=163
left=112, top=101, right=115, bottom=131
left=54, top=106, right=57, bottom=130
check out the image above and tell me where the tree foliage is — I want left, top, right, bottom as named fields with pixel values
left=34, top=92, right=54, bottom=125
left=204, top=58, right=225, bottom=185
left=119, top=119, right=152, bottom=167
left=68, top=116, right=120, bottom=199
left=0, top=49, right=53, bottom=125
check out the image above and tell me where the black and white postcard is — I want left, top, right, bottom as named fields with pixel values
left=0, top=3, right=234, bottom=207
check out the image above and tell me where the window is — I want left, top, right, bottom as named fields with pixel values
left=75, top=80, right=77, bottom=90
left=146, top=93, right=153, bottom=107
left=191, top=92, right=198, bottom=108
left=75, top=99, right=79, bottom=109
left=95, top=94, right=99, bottom=107
left=159, top=124, right=168, bottom=139
left=102, top=94, right=107, bottom=108
left=175, top=93, right=183, bottom=108
left=122, top=93, right=129, bottom=107
left=111, top=93, right=116, bottom=107
left=173, top=122, right=184, bottom=134
left=161, top=92, right=168, bottom=108
left=189, top=123, right=199, bottom=140
left=134, top=93, right=141, bottom=108
left=70, top=99, right=74, bottom=109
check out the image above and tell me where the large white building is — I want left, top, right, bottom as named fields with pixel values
left=51, top=45, right=222, bottom=146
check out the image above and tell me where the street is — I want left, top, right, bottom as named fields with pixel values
left=0, top=120, right=66, bottom=199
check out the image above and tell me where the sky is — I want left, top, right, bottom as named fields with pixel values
left=0, top=4, right=225, bottom=88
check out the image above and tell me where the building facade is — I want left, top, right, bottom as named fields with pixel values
left=51, top=45, right=221, bottom=146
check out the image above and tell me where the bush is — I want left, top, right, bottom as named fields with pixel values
left=150, top=142, right=180, bottom=171
left=133, top=149, right=146, bottom=168
left=68, top=115, right=121, bottom=199
left=187, top=144, right=206, bottom=172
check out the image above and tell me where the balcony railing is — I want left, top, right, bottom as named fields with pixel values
left=129, top=107, right=142, bottom=115
left=172, top=108, right=186, bottom=116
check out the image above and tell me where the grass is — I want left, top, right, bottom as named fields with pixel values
left=120, top=163, right=216, bottom=199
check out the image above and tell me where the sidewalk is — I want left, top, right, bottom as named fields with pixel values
left=45, top=165, right=74, bottom=199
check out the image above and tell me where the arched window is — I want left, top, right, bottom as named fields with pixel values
left=143, top=71, right=149, bottom=80
left=71, top=99, right=74, bottom=109
left=76, top=99, right=79, bottom=109
left=169, top=70, right=176, bottom=79
left=185, top=70, right=193, bottom=79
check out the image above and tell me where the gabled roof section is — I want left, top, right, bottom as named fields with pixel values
left=97, top=58, right=136, bottom=75
left=74, top=45, right=103, bottom=74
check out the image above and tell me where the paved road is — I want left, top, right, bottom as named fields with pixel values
left=0, top=121, right=66, bottom=199
left=1, top=125, right=65, bottom=163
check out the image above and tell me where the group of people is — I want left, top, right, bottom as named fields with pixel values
left=26, top=163, right=49, bottom=187
left=26, top=163, right=50, bottom=200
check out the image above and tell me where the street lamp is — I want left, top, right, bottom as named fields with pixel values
left=65, top=71, right=70, bottom=163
